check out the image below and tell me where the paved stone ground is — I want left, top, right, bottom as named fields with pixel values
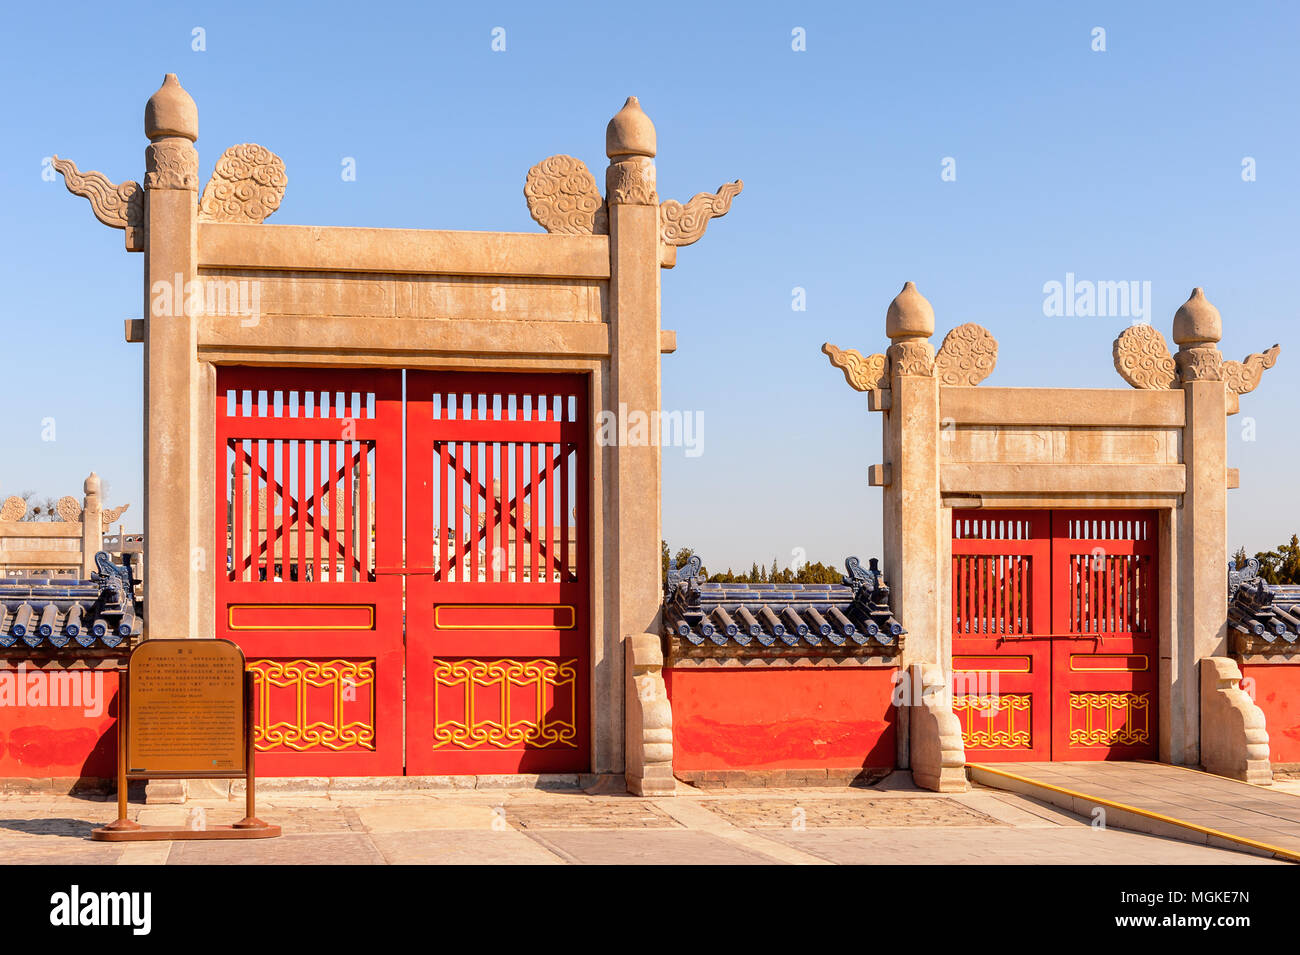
left=0, top=773, right=1285, bottom=865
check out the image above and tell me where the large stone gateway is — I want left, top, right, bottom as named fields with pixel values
left=49, top=74, right=742, bottom=785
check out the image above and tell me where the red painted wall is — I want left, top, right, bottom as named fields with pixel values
left=664, top=666, right=898, bottom=771
left=1241, top=663, right=1300, bottom=765
left=0, top=669, right=118, bottom=779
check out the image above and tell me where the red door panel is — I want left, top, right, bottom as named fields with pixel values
left=405, top=372, right=590, bottom=775
left=215, top=368, right=404, bottom=776
left=951, top=510, right=1052, bottom=761
left=1049, top=511, right=1158, bottom=760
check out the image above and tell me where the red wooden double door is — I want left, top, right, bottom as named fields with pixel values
left=951, top=509, right=1158, bottom=761
left=215, top=368, right=589, bottom=776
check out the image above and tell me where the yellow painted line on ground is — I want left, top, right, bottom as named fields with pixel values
left=1135, top=758, right=1287, bottom=792
left=968, top=762, right=1300, bottom=863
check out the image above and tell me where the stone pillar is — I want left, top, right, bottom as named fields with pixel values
left=81, top=472, right=102, bottom=578
left=142, top=74, right=201, bottom=643
left=1173, top=288, right=1229, bottom=764
left=881, top=282, right=945, bottom=768
left=605, top=97, right=661, bottom=781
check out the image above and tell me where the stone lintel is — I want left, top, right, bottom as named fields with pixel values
left=196, top=315, right=610, bottom=359
left=198, top=222, right=610, bottom=280
left=941, top=463, right=1186, bottom=495
left=941, top=386, right=1185, bottom=428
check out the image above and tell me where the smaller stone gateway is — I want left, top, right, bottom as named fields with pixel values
left=821, top=280, right=1281, bottom=787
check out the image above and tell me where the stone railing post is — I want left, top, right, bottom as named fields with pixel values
left=81, top=472, right=102, bottom=578
left=605, top=97, right=662, bottom=778
left=142, top=74, right=201, bottom=642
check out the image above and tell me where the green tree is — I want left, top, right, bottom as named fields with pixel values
left=1256, top=535, right=1300, bottom=585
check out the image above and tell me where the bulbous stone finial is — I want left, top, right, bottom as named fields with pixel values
left=886, top=281, right=935, bottom=340
left=1172, top=287, right=1222, bottom=346
left=606, top=96, right=656, bottom=159
left=84, top=472, right=101, bottom=496
left=145, top=73, right=198, bottom=142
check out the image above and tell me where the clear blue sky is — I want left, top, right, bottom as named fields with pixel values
left=2, top=0, right=1297, bottom=575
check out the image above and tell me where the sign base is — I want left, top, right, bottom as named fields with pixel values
left=92, top=819, right=281, bottom=841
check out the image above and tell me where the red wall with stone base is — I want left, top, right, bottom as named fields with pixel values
left=664, top=666, right=898, bottom=774
left=0, top=669, right=118, bottom=781
left=1240, top=663, right=1300, bottom=765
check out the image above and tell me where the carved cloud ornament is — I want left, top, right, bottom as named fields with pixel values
left=821, top=343, right=888, bottom=392
left=55, top=497, right=82, bottom=523
left=0, top=496, right=27, bottom=522
left=1222, top=345, right=1281, bottom=395
left=524, top=155, right=608, bottom=235
left=1113, top=325, right=1280, bottom=394
left=102, top=503, right=130, bottom=527
left=659, top=181, right=743, bottom=247
left=1113, top=325, right=1179, bottom=389
left=933, top=323, right=998, bottom=386
left=51, top=156, right=144, bottom=250
left=198, top=144, right=288, bottom=223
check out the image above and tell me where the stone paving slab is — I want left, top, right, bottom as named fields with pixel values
left=524, top=829, right=786, bottom=865
left=168, top=833, right=387, bottom=865
left=370, top=830, right=565, bottom=864
left=697, top=796, right=999, bottom=829
left=760, top=827, right=1285, bottom=865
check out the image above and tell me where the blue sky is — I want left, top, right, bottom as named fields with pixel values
left=2, top=0, right=1297, bottom=574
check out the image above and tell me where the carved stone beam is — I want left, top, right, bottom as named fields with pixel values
left=198, top=144, right=287, bottom=223
left=659, top=181, right=742, bottom=247
left=51, top=156, right=144, bottom=251
left=524, top=154, right=608, bottom=235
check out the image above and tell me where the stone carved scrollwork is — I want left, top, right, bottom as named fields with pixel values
left=933, top=323, right=998, bottom=386
left=1113, top=324, right=1178, bottom=389
left=101, top=503, right=130, bottom=528
left=1175, top=345, right=1223, bottom=382
left=821, top=343, right=888, bottom=392
left=1114, top=325, right=1279, bottom=392
left=659, top=180, right=743, bottom=247
left=524, top=155, right=608, bottom=235
left=0, top=496, right=27, bottom=522
left=145, top=139, right=200, bottom=191
left=606, top=160, right=658, bottom=206
left=55, top=497, right=82, bottom=523
left=199, top=144, right=287, bottom=223
left=887, top=339, right=936, bottom=377
left=1221, top=345, right=1281, bottom=395
left=50, top=157, right=143, bottom=237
